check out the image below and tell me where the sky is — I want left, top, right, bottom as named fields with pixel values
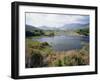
left=26, top=12, right=89, bottom=28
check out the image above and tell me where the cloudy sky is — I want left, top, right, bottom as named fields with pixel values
left=26, top=13, right=89, bottom=28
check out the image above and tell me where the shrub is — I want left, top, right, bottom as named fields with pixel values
left=55, top=59, right=64, bottom=66
left=30, top=50, right=44, bottom=68
left=41, top=42, right=49, bottom=46
left=76, top=28, right=89, bottom=36
left=26, top=31, right=34, bottom=37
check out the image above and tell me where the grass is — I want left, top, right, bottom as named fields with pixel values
left=26, top=38, right=89, bottom=68
left=47, top=44, right=89, bottom=67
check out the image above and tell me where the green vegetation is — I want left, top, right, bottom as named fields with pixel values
left=26, top=27, right=89, bottom=38
left=25, top=25, right=89, bottom=68
left=26, top=38, right=89, bottom=68
left=51, top=43, right=89, bottom=66
left=30, top=50, right=43, bottom=67
left=26, top=39, right=52, bottom=68
left=44, top=31, right=55, bottom=36
left=26, top=30, right=44, bottom=37
left=76, top=28, right=89, bottom=36
left=26, top=29, right=55, bottom=37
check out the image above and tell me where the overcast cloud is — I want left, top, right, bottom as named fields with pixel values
left=26, top=13, right=89, bottom=28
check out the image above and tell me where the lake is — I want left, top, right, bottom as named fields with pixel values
left=32, top=35, right=89, bottom=51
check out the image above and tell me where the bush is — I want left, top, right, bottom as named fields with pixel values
left=26, top=31, right=34, bottom=37
left=26, top=30, right=45, bottom=37
left=55, top=59, right=64, bottom=66
left=53, top=49, right=89, bottom=66
left=76, top=28, right=89, bottom=36
left=30, top=50, right=44, bottom=68
left=41, top=42, right=49, bottom=46
left=49, top=32, right=55, bottom=36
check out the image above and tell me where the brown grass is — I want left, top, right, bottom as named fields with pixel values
left=46, top=49, right=89, bottom=67
left=25, top=39, right=89, bottom=68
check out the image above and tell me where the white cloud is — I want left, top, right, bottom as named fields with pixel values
left=26, top=13, right=89, bottom=28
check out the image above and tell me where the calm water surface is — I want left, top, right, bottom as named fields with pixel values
left=32, top=35, right=89, bottom=51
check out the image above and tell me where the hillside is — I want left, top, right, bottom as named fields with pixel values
left=25, top=24, right=41, bottom=32
left=25, top=24, right=44, bottom=37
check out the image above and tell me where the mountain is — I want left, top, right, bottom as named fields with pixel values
left=37, top=26, right=50, bottom=30
left=37, top=26, right=58, bottom=30
left=37, top=23, right=89, bottom=30
left=26, top=23, right=89, bottom=31
left=61, top=23, right=89, bottom=30
left=26, top=24, right=45, bottom=37
left=25, top=24, right=41, bottom=32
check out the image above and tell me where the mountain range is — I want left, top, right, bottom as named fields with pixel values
left=61, top=23, right=89, bottom=30
left=26, top=23, right=89, bottom=31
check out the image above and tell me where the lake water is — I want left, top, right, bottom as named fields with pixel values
left=32, top=35, right=89, bottom=51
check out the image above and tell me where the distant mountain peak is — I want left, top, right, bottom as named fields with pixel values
left=61, top=23, right=89, bottom=30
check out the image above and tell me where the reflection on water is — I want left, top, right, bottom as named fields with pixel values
left=32, top=35, right=89, bottom=51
